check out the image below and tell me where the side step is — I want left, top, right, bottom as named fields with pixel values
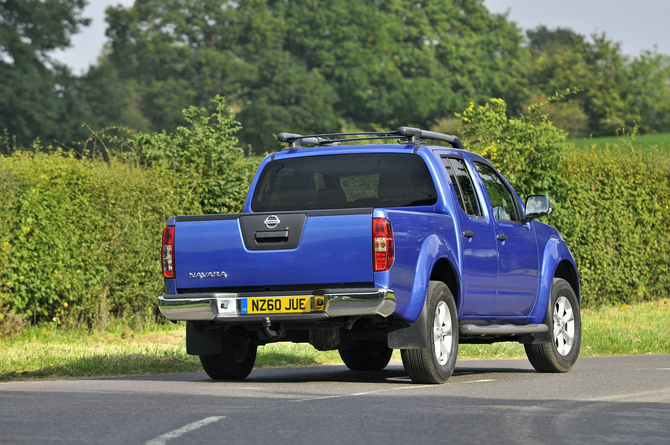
left=459, top=324, right=548, bottom=336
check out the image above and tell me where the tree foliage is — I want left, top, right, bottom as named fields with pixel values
left=458, top=96, right=567, bottom=200
left=0, top=0, right=90, bottom=146
left=100, top=0, right=525, bottom=152
left=3, top=1, right=670, bottom=152
left=524, top=26, right=670, bottom=137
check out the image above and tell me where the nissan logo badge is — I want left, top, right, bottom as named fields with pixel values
left=264, top=215, right=280, bottom=228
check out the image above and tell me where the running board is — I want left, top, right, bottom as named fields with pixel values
left=459, top=324, right=548, bottom=336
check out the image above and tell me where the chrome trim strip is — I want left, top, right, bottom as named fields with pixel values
left=157, top=289, right=396, bottom=322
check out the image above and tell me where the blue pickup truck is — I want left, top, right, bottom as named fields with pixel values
left=158, top=127, right=581, bottom=384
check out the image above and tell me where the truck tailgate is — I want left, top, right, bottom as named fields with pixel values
left=173, top=211, right=374, bottom=291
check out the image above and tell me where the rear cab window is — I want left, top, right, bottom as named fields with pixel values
left=251, top=153, right=438, bottom=211
left=442, top=157, right=482, bottom=217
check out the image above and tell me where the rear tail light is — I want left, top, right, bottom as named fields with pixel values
left=162, top=226, right=175, bottom=279
left=373, top=218, right=394, bottom=272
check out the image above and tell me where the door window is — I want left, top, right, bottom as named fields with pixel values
left=473, top=162, right=519, bottom=222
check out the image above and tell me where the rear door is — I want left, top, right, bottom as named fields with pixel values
left=442, top=157, right=498, bottom=315
left=472, top=161, right=539, bottom=316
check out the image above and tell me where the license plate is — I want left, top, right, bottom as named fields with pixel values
left=241, top=296, right=311, bottom=314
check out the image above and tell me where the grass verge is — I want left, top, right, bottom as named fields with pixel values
left=568, top=131, right=670, bottom=152
left=1, top=299, right=668, bottom=382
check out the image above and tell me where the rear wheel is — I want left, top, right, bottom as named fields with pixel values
left=339, top=342, right=393, bottom=371
left=199, top=331, right=257, bottom=380
left=525, top=278, right=581, bottom=373
left=401, top=281, right=458, bottom=384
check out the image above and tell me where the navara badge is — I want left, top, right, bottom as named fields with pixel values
left=264, top=215, right=280, bottom=228
left=188, top=271, right=228, bottom=279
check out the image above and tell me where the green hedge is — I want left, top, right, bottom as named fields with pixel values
left=0, top=97, right=259, bottom=331
left=2, top=97, right=669, bottom=333
left=0, top=150, right=198, bottom=327
left=551, top=146, right=670, bottom=306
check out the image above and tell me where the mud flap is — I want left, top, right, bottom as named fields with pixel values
left=387, top=302, right=428, bottom=349
left=186, top=322, right=224, bottom=355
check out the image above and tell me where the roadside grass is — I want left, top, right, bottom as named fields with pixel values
left=1, top=299, right=668, bottom=382
left=0, top=323, right=202, bottom=381
left=580, top=298, right=670, bottom=357
left=568, top=131, right=670, bottom=152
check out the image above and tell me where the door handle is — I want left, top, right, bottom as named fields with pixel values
left=496, top=234, right=507, bottom=241
left=463, top=231, right=474, bottom=238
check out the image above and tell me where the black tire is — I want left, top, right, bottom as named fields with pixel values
left=525, top=278, right=581, bottom=373
left=199, top=330, right=257, bottom=380
left=339, top=342, right=393, bottom=371
left=401, top=281, right=459, bottom=384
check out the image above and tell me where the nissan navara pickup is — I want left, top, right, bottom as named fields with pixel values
left=158, top=127, right=581, bottom=384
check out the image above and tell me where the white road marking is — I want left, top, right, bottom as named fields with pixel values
left=145, top=416, right=225, bottom=445
left=289, top=379, right=496, bottom=402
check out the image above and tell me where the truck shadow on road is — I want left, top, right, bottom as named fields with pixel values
left=111, top=361, right=538, bottom=384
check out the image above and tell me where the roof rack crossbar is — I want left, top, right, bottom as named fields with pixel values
left=396, top=126, right=464, bottom=149
left=277, top=127, right=464, bottom=150
left=315, top=135, right=404, bottom=145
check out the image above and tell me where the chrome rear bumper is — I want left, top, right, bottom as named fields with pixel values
left=158, top=288, right=396, bottom=324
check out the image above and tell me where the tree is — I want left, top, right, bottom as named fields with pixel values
left=524, top=26, right=655, bottom=137
left=625, top=50, right=670, bottom=134
left=104, top=0, right=248, bottom=131
left=0, top=0, right=91, bottom=147
left=101, top=0, right=527, bottom=153
left=237, top=50, right=339, bottom=152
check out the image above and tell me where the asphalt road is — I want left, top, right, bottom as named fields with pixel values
left=1, top=355, right=669, bottom=445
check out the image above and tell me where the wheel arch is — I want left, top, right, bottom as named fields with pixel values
left=554, top=259, right=580, bottom=304
left=429, top=257, right=460, bottom=312
left=387, top=234, right=459, bottom=349
left=530, top=235, right=580, bottom=324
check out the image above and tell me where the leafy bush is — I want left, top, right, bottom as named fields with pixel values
left=121, top=95, right=258, bottom=214
left=458, top=96, right=567, bottom=201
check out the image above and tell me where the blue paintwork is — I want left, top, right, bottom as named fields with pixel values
left=172, top=214, right=373, bottom=288
left=372, top=209, right=459, bottom=322
left=166, top=141, right=579, bottom=327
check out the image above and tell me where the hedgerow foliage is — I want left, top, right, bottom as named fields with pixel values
left=461, top=98, right=670, bottom=307
left=0, top=149, right=193, bottom=328
left=2, top=95, right=669, bottom=334
left=0, top=97, right=259, bottom=330
left=123, top=95, right=257, bottom=214
left=553, top=145, right=670, bottom=306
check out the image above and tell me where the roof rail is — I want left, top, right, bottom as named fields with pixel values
left=276, top=126, right=464, bottom=150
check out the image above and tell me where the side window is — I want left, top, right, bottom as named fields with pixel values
left=442, top=158, right=481, bottom=217
left=474, top=161, right=519, bottom=222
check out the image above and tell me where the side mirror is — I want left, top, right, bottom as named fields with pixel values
left=523, top=195, right=552, bottom=223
